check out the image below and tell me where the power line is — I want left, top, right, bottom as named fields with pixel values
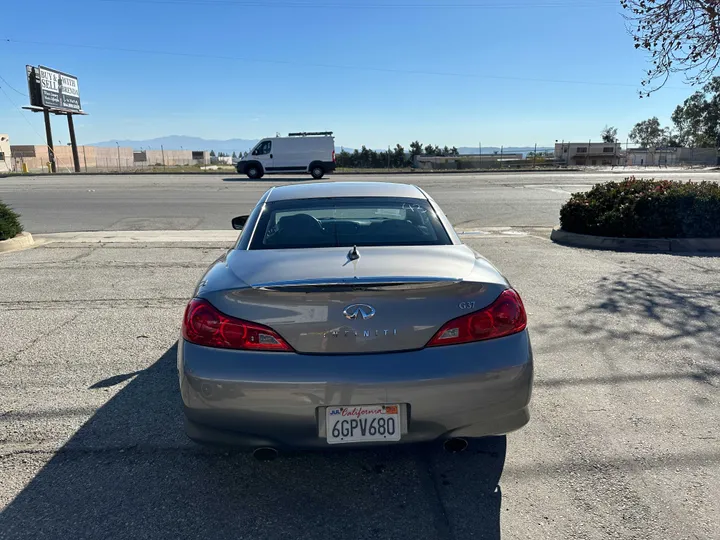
left=2, top=38, right=647, bottom=90
left=97, top=0, right=618, bottom=7
left=0, top=73, right=27, bottom=97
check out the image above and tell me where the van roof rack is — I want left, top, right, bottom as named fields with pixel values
left=288, top=131, right=334, bottom=137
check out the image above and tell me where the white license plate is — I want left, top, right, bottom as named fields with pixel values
left=325, top=404, right=402, bottom=444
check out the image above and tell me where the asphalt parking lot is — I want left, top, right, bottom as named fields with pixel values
left=2, top=169, right=719, bottom=233
left=2, top=230, right=719, bottom=539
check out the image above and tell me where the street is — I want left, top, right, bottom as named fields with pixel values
left=2, top=169, right=719, bottom=233
left=1, top=172, right=719, bottom=539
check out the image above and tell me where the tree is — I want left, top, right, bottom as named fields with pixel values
left=450, top=146, right=460, bottom=156
left=601, top=126, right=618, bottom=143
left=671, top=76, right=720, bottom=147
left=409, top=141, right=423, bottom=157
left=629, top=117, right=667, bottom=148
left=393, top=144, right=406, bottom=167
left=232, top=151, right=237, bottom=158
left=209, top=150, right=216, bottom=157
left=424, top=144, right=435, bottom=156
left=621, top=0, right=720, bottom=95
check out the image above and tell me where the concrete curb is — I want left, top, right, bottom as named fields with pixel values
left=1, top=167, right=581, bottom=178
left=0, top=232, right=34, bottom=253
left=551, top=228, right=720, bottom=253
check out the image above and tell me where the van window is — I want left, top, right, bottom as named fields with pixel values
left=253, top=141, right=272, bottom=156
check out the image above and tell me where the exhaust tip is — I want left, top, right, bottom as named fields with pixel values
left=252, top=447, right=278, bottom=461
left=443, top=438, right=468, bottom=453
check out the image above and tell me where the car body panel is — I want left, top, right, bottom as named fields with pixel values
left=196, top=245, right=509, bottom=354
left=178, top=331, right=532, bottom=448
left=179, top=181, right=533, bottom=448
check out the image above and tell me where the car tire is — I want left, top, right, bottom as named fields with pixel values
left=311, top=166, right=325, bottom=179
left=246, top=165, right=262, bottom=179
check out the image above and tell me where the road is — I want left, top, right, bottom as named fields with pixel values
left=1, top=170, right=720, bottom=539
left=1, top=232, right=719, bottom=540
left=2, top=169, right=719, bottom=233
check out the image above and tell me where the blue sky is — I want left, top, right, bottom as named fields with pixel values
left=0, top=0, right=703, bottom=148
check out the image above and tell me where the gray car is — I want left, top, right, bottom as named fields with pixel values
left=178, top=182, right=532, bottom=454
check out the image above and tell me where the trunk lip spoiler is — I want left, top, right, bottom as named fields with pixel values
left=252, top=276, right=463, bottom=289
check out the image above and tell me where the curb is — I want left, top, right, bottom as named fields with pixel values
left=550, top=228, right=720, bottom=253
left=1, top=167, right=581, bottom=178
left=0, top=232, right=35, bottom=253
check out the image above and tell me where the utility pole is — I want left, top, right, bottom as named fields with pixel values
left=161, top=144, right=166, bottom=169
left=587, top=139, right=591, bottom=167
left=116, top=142, right=121, bottom=171
left=43, top=109, right=56, bottom=173
left=387, top=145, right=390, bottom=170
left=82, top=145, right=88, bottom=172
left=479, top=141, right=482, bottom=169
left=500, top=145, right=504, bottom=169
left=67, top=114, right=81, bottom=173
left=533, top=142, right=537, bottom=168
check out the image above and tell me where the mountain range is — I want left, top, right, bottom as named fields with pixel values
left=90, top=136, right=553, bottom=156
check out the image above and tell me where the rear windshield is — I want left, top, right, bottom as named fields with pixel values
left=249, top=197, right=452, bottom=250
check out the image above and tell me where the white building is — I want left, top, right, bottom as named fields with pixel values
left=0, top=134, right=10, bottom=173
left=555, top=142, right=623, bottom=166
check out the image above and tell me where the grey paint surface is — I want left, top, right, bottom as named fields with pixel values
left=2, top=170, right=720, bottom=233
left=180, top=187, right=531, bottom=443
left=2, top=236, right=719, bottom=539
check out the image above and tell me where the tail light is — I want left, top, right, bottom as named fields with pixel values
left=182, top=298, right=293, bottom=351
left=332, top=150, right=336, bottom=162
left=427, top=289, right=527, bottom=347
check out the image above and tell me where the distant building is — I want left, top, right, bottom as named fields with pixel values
left=625, top=147, right=680, bottom=166
left=555, top=142, right=623, bottom=166
left=0, top=135, right=10, bottom=173
left=625, top=147, right=717, bottom=167
left=414, top=154, right=524, bottom=169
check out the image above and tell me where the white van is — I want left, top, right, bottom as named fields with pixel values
left=236, top=132, right=336, bottom=179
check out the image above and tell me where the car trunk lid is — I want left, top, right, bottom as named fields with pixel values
left=202, top=246, right=507, bottom=354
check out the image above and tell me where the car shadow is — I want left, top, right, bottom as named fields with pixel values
left=222, top=177, right=324, bottom=182
left=1, top=343, right=506, bottom=540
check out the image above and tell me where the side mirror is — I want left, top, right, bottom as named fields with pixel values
left=232, top=215, right=249, bottom=230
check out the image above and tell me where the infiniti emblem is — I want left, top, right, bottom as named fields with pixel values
left=343, top=303, right=376, bottom=320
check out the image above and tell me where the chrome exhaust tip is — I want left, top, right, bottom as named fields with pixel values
left=252, top=447, right=278, bottom=461
left=443, top=437, right=468, bottom=453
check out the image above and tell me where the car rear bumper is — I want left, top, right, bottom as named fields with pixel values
left=178, top=331, right=533, bottom=449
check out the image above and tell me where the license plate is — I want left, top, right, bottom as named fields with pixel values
left=325, top=404, right=402, bottom=444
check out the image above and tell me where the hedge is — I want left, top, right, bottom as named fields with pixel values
left=559, top=177, right=720, bottom=238
left=0, top=199, right=23, bottom=241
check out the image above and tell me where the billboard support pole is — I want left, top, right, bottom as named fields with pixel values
left=43, top=109, right=57, bottom=173
left=67, top=114, right=81, bottom=173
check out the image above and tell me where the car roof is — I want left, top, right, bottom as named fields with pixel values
left=265, top=182, right=425, bottom=202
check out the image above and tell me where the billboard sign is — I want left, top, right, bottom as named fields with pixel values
left=26, top=65, right=82, bottom=112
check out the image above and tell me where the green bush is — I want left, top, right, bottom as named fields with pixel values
left=560, top=177, right=720, bottom=238
left=0, top=200, right=23, bottom=241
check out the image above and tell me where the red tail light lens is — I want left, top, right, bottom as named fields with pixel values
left=182, top=299, right=293, bottom=351
left=427, top=289, right=527, bottom=347
left=332, top=150, right=336, bottom=162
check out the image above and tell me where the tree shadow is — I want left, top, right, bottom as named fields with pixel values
left=0, top=343, right=506, bottom=540
left=533, top=268, right=720, bottom=381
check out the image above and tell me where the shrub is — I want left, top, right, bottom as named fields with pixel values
left=560, top=177, right=720, bottom=238
left=0, top=199, right=23, bottom=241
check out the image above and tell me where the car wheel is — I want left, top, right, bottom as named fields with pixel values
left=247, top=166, right=261, bottom=179
left=311, top=166, right=324, bottom=179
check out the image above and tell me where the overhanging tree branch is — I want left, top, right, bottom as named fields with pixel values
left=622, top=0, right=720, bottom=96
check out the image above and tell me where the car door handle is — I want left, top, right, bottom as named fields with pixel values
left=270, top=154, right=273, bottom=158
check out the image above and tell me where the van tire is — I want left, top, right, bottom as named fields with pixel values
left=246, top=165, right=262, bottom=179
left=310, top=166, right=325, bottom=179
